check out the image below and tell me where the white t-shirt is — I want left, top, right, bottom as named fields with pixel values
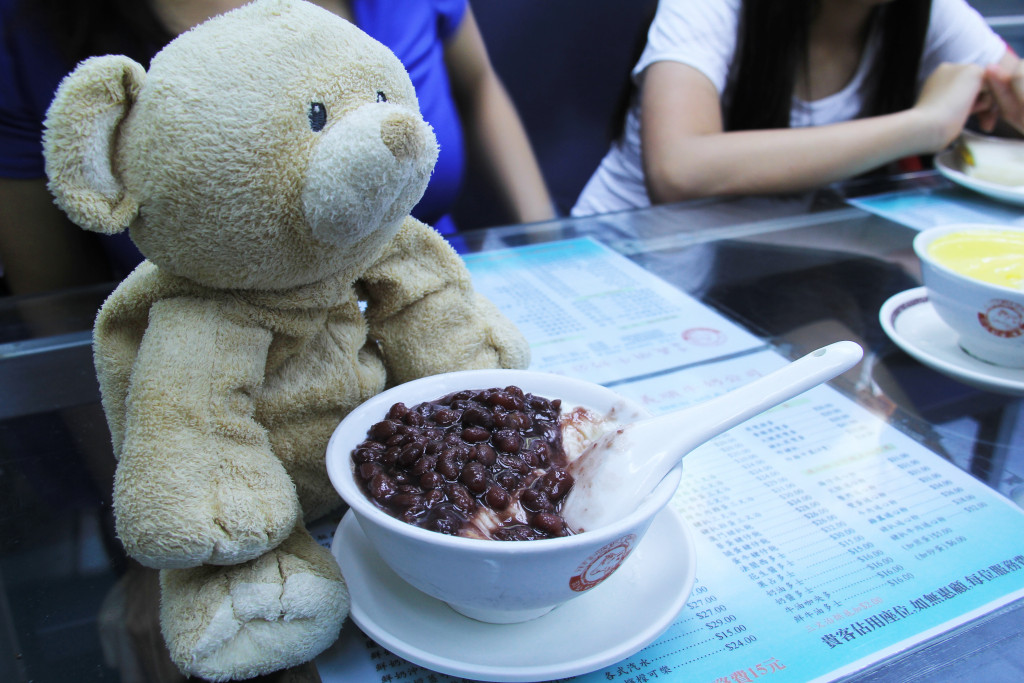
left=572, top=0, right=1008, bottom=216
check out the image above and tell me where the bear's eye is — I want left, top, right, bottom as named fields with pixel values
left=308, top=102, right=327, bottom=132
left=376, top=91, right=387, bottom=103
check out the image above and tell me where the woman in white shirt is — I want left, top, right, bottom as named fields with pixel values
left=573, top=0, right=1023, bottom=216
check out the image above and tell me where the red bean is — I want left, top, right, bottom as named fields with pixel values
left=410, top=454, right=437, bottom=476
left=368, top=473, right=396, bottom=502
left=431, top=407, right=458, bottom=425
left=521, top=449, right=539, bottom=468
left=430, top=505, right=464, bottom=535
left=521, top=488, right=553, bottom=512
left=460, top=461, right=489, bottom=494
left=353, top=445, right=383, bottom=464
left=436, top=453, right=461, bottom=480
left=541, top=467, right=574, bottom=501
left=534, top=440, right=553, bottom=462
left=446, top=483, right=476, bottom=511
left=386, top=403, right=409, bottom=421
left=401, top=505, right=427, bottom=524
left=495, top=470, right=522, bottom=491
left=493, top=430, right=522, bottom=454
left=487, top=392, right=517, bottom=410
left=461, top=426, right=490, bottom=443
left=420, top=472, right=445, bottom=490
left=397, top=442, right=425, bottom=466
left=462, top=406, right=493, bottom=428
left=357, top=462, right=382, bottom=481
left=503, top=454, right=532, bottom=475
left=472, top=443, right=497, bottom=466
left=391, top=493, right=425, bottom=509
left=533, top=512, right=565, bottom=537
left=485, top=484, right=511, bottom=509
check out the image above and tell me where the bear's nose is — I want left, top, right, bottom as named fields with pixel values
left=380, top=112, right=426, bottom=161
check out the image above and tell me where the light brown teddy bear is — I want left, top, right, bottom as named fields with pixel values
left=42, top=0, right=529, bottom=679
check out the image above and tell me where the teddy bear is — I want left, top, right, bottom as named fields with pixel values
left=41, top=0, right=530, bottom=679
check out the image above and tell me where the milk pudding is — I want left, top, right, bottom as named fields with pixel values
left=927, top=229, right=1024, bottom=290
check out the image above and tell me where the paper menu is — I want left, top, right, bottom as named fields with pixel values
left=315, top=238, right=1024, bottom=682
left=846, top=186, right=1024, bottom=232
left=461, top=237, right=766, bottom=385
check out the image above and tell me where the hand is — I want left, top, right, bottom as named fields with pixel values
left=912, top=62, right=986, bottom=151
left=983, top=61, right=1024, bottom=135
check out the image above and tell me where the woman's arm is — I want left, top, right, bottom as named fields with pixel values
left=640, top=60, right=988, bottom=202
left=982, top=49, right=1024, bottom=135
left=0, top=177, right=113, bottom=294
left=443, top=7, right=554, bottom=224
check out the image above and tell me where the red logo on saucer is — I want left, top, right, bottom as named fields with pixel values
left=978, top=299, right=1024, bottom=339
left=569, top=534, right=636, bottom=592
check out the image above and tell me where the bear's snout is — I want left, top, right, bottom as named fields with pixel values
left=301, top=101, right=437, bottom=253
left=381, top=111, right=430, bottom=162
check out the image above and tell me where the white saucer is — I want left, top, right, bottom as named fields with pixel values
left=880, top=287, right=1024, bottom=396
left=935, top=148, right=1024, bottom=207
left=329, top=507, right=696, bottom=682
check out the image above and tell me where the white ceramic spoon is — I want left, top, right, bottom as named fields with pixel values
left=560, top=340, right=864, bottom=532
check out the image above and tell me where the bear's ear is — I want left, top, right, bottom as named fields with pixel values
left=43, top=55, right=146, bottom=234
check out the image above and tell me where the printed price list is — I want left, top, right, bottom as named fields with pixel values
left=578, top=579, right=791, bottom=683
left=463, top=239, right=766, bottom=385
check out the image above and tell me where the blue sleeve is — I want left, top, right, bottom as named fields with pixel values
left=433, top=0, right=468, bottom=43
left=354, top=0, right=468, bottom=231
left=0, top=0, right=69, bottom=178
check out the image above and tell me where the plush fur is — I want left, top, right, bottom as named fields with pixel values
left=42, top=0, right=529, bottom=679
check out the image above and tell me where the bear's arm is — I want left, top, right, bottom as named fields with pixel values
left=358, top=218, right=530, bottom=385
left=113, top=296, right=302, bottom=568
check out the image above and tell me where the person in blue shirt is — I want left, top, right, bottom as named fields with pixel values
left=0, top=0, right=553, bottom=295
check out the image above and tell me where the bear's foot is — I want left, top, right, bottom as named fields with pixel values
left=159, top=526, right=347, bottom=681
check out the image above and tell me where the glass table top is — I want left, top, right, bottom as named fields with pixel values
left=1, top=171, right=1021, bottom=682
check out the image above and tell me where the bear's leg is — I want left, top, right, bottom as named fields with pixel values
left=159, top=524, right=348, bottom=681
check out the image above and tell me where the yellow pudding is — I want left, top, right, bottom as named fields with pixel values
left=927, top=230, right=1024, bottom=290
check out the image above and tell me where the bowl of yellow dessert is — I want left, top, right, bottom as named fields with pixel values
left=914, top=224, right=1024, bottom=367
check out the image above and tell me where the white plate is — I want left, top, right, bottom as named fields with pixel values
left=935, top=148, right=1024, bottom=207
left=879, top=287, right=1024, bottom=396
left=329, top=506, right=696, bottom=682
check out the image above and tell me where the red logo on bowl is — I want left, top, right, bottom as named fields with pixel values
left=569, top=534, right=636, bottom=592
left=978, top=299, right=1024, bottom=339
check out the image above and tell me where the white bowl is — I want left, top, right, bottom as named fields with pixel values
left=325, top=369, right=683, bottom=623
left=914, top=224, right=1024, bottom=368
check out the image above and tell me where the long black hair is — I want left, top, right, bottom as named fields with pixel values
left=726, top=0, right=933, bottom=131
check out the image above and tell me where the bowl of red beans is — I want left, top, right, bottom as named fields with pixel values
left=325, top=368, right=683, bottom=623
